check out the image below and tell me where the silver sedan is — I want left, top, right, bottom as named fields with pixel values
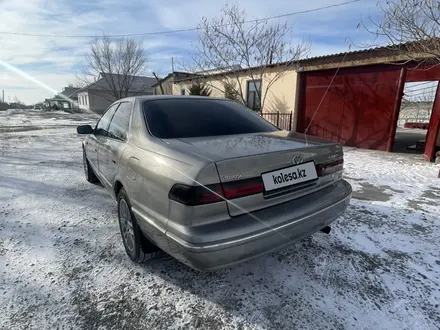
left=77, top=96, right=352, bottom=271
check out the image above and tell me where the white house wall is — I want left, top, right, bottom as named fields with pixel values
left=173, top=68, right=299, bottom=129
left=80, top=90, right=152, bottom=114
left=88, top=90, right=116, bottom=114
left=77, top=92, right=90, bottom=111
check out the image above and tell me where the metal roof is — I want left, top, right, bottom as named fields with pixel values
left=163, top=40, right=438, bottom=83
left=300, top=46, right=391, bottom=62
left=82, top=73, right=156, bottom=92
left=299, top=39, right=439, bottom=63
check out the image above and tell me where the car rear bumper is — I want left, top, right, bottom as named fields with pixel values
left=166, top=179, right=352, bottom=271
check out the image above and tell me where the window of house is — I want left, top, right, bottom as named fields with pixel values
left=85, top=96, right=88, bottom=105
left=246, top=80, right=262, bottom=111
left=78, top=96, right=82, bottom=105
left=181, top=89, right=185, bottom=95
left=108, top=102, right=132, bottom=140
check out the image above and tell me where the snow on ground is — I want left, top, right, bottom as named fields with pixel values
left=1, top=109, right=439, bottom=330
left=0, top=108, right=100, bottom=134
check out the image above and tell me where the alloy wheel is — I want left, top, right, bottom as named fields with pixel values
left=119, top=199, right=135, bottom=252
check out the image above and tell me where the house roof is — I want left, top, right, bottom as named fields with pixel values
left=299, top=38, right=440, bottom=63
left=84, top=73, right=156, bottom=92
left=46, top=87, right=80, bottom=101
left=299, top=46, right=402, bottom=63
left=151, top=71, right=197, bottom=87
left=61, top=87, right=80, bottom=98
left=172, top=39, right=440, bottom=82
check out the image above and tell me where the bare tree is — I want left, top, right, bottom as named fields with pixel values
left=223, top=80, right=243, bottom=103
left=191, top=4, right=310, bottom=110
left=398, top=82, right=438, bottom=125
left=363, top=0, right=440, bottom=64
left=10, top=96, right=24, bottom=109
left=78, top=35, right=148, bottom=101
left=188, top=81, right=212, bottom=96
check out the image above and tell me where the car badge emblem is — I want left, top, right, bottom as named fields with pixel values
left=292, top=155, right=303, bottom=165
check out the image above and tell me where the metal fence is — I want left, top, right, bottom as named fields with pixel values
left=307, top=122, right=347, bottom=144
left=398, top=104, right=432, bottom=127
left=259, top=111, right=293, bottom=131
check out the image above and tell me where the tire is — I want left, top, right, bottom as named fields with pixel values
left=117, top=188, right=160, bottom=263
left=83, top=149, right=98, bottom=183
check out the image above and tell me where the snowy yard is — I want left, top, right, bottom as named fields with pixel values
left=1, top=109, right=440, bottom=330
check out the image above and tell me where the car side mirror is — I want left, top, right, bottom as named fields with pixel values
left=77, top=125, right=94, bottom=134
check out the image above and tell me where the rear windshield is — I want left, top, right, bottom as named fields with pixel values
left=142, top=98, right=278, bottom=139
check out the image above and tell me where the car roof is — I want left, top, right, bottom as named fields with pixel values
left=118, top=95, right=231, bottom=103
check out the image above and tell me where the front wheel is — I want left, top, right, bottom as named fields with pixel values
left=117, top=188, right=160, bottom=263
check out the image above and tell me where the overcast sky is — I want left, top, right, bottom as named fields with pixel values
left=0, top=0, right=382, bottom=104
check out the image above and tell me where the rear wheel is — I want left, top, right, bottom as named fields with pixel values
left=117, top=188, right=160, bottom=263
left=83, top=149, right=98, bottom=183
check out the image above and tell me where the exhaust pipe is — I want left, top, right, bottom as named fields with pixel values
left=320, top=226, right=331, bottom=234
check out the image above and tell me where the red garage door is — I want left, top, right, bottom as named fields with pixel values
left=297, top=65, right=402, bottom=151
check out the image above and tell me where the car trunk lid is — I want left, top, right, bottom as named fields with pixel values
left=173, top=131, right=343, bottom=216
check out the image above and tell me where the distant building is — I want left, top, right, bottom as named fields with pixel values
left=44, top=87, right=80, bottom=110
left=398, top=101, right=433, bottom=127
left=77, top=73, right=156, bottom=113
left=155, top=40, right=440, bottom=160
left=152, top=71, right=197, bottom=96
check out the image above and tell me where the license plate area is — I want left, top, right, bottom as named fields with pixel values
left=261, top=161, right=318, bottom=192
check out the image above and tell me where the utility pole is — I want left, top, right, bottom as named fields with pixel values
left=1, top=90, right=4, bottom=103
left=171, top=57, right=174, bottom=72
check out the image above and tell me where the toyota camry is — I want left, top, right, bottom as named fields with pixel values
left=76, top=96, right=352, bottom=271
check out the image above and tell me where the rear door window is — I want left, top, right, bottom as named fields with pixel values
left=108, top=102, right=132, bottom=140
left=143, top=98, right=277, bottom=139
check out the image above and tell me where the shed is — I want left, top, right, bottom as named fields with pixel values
left=295, top=42, right=440, bottom=162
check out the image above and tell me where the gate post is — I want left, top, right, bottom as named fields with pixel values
left=276, top=111, right=280, bottom=127
left=289, top=111, right=293, bottom=131
left=387, top=67, right=407, bottom=152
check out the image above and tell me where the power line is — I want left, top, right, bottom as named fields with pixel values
left=406, top=88, right=437, bottom=94
left=0, top=0, right=361, bottom=39
left=405, top=81, right=435, bottom=88
left=405, top=90, right=437, bottom=97
left=405, top=85, right=438, bottom=93
left=405, top=85, right=438, bottom=92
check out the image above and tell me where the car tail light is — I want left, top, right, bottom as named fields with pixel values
left=316, top=159, right=344, bottom=176
left=169, top=178, right=264, bottom=205
left=169, top=183, right=224, bottom=205
left=222, top=177, right=263, bottom=199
